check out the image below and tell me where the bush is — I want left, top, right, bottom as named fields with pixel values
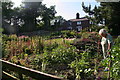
left=72, top=32, right=101, bottom=56
left=100, top=36, right=120, bottom=79
left=110, top=36, right=120, bottom=79
left=50, top=30, right=79, bottom=39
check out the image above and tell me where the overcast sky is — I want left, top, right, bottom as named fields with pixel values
left=11, top=0, right=100, bottom=20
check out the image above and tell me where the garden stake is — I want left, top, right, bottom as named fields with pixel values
left=96, top=40, right=100, bottom=78
left=107, top=53, right=111, bottom=80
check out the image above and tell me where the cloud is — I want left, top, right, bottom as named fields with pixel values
left=11, top=0, right=22, bottom=7
left=45, top=0, right=97, bottom=2
left=42, top=0, right=60, bottom=7
left=21, top=0, right=43, bottom=2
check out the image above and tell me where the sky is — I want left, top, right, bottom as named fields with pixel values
left=11, top=0, right=100, bottom=20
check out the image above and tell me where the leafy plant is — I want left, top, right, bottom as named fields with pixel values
left=69, top=52, right=91, bottom=80
left=110, top=37, right=120, bottom=79
left=100, top=36, right=120, bottom=79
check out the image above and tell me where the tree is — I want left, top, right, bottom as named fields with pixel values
left=2, top=1, right=16, bottom=34
left=108, top=2, right=120, bottom=35
left=82, top=2, right=120, bottom=35
left=2, top=2, right=14, bottom=25
left=2, top=1, right=57, bottom=33
left=52, top=16, right=65, bottom=29
left=18, top=2, right=56, bottom=31
left=41, top=5, right=56, bottom=29
left=19, top=2, right=43, bottom=32
left=82, top=2, right=100, bottom=31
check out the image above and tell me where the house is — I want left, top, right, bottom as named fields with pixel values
left=60, top=13, right=90, bottom=31
left=2, top=20, right=19, bottom=34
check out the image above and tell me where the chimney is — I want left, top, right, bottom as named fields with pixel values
left=76, top=13, right=80, bottom=19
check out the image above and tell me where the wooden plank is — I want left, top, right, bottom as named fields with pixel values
left=2, top=71, right=19, bottom=80
left=1, top=59, right=63, bottom=80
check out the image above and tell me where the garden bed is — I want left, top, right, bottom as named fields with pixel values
left=2, top=32, right=120, bottom=80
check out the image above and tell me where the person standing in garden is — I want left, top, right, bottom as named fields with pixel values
left=99, top=29, right=113, bottom=79
left=99, top=29, right=113, bottom=59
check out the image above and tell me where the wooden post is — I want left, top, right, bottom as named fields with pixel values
left=107, top=54, right=112, bottom=80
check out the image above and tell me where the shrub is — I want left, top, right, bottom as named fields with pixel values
left=100, top=36, right=120, bottom=79
left=110, top=36, right=120, bottom=79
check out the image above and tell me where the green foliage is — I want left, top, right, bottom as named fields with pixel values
left=110, top=36, right=120, bottom=79
left=114, top=36, right=120, bottom=44
left=41, top=44, right=78, bottom=73
left=2, top=32, right=120, bottom=79
left=50, top=31, right=62, bottom=37
left=30, top=54, right=42, bottom=69
left=50, top=30, right=79, bottom=39
left=100, top=36, right=120, bottom=79
left=2, top=35, right=43, bottom=59
left=43, top=45, right=78, bottom=65
left=82, top=2, right=120, bottom=35
left=73, top=32, right=101, bottom=57
left=61, top=30, right=76, bottom=38
left=69, top=52, right=93, bottom=80
left=2, top=1, right=14, bottom=20
left=2, top=1, right=57, bottom=33
left=43, top=41, right=59, bottom=58
left=52, top=16, right=66, bottom=29
left=51, top=46, right=77, bottom=64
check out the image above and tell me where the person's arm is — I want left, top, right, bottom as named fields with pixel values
left=107, top=34, right=113, bottom=55
left=107, top=43, right=112, bottom=55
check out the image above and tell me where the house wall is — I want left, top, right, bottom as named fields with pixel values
left=57, top=19, right=90, bottom=31
left=71, top=20, right=90, bottom=30
left=2, top=21, right=19, bottom=34
left=81, top=20, right=90, bottom=28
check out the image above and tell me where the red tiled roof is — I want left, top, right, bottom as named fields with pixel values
left=69, top=18, right=89, bottom=22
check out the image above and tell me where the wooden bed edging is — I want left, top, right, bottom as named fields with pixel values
left=1, top=59, right=64, bottom=80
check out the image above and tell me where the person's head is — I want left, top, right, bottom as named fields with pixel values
left=99, top=29, right=107, bottom=37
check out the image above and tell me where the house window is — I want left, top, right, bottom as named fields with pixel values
left=68, top=26, right=72, bottom=30
left=77, top=21, right=81, bottom=25
left=69, top=22, right=72, bottom=25
left=76, top=26, right=82, bottom=32
left=90, top=21, right=92, bottom=24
